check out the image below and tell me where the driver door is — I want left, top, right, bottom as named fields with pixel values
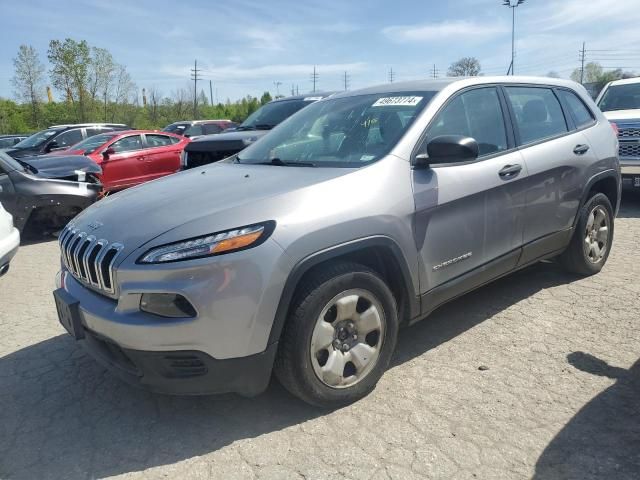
left=412, top=86, right=529, bottom=294
left=100, top=134, right=145, bottom=192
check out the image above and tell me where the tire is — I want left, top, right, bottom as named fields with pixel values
left=274, top=262, right=399, bottom=408
left=559, top=193, right=614, bottom=276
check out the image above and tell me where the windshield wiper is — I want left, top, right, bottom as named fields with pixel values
left=259, top=158, right=316, bottom=167
left=254, top=124, right=275, bottom=130
left=234, top=125, right=256, bottom=131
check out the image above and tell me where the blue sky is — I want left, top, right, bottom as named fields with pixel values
left=1, top=0, right=639, bottom=102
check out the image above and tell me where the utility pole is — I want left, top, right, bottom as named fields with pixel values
left=104, top=91, right=107, bottom=122
left=296, top=85, right=299, bottom=96
left=311, top=66, right=319, bottom=92
left=388, top=67, right=395, bottom=83
left=343, top=71, right=350, bottom=91
left=431, top=64, right=439, bottom=79
left=209, top=80, right=214, bottom=106
left=291, top=84, right=295, bottom=96
left=579, top=42, right=587, bottom=84
left=502, top=0, right=526, bottom=75
left=190, top=59, right=202, bottom=117
left=273, top=81, right=282, bottom=97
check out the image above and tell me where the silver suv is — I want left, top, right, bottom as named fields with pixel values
left=53, top=77, right=620, bottom=407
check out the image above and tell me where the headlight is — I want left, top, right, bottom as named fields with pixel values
left=137, top=221, right=275, bottom=264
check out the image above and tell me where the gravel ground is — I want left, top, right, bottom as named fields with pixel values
left=0, top=190, right=639, bottom=480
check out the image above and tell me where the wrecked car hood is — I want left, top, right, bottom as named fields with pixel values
left=22, top=154, right=101, bottom=179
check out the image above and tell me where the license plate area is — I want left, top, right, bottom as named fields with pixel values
left=53, top=288, right=84, bottom=340
left=634, top=177, right=640, bottom=188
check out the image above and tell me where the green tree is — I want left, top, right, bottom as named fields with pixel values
left=11, top=45, right=45, bottom=127
left=47, top=39, right=92, bottom=121
left=448, top=57, right=481, bottom=77
left=260, top=91, right=273, bottom=105
left=571, top=62, right=603, bottom=84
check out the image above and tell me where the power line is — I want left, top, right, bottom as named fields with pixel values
left=190, top=59, right=202, bottom=117
left=310, top=65, right=319, bottom=93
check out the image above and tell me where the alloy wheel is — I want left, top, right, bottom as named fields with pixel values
left=583, top=205, right=610, bottom=263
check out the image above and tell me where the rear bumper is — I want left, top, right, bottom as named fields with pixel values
left=78, top=326, right=278, bottom=396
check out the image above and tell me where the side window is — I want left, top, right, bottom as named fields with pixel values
left=556, top=90, right=595, bottom=129
left=203, top=124, right=222, bottom=135
left=86, top=128, right=104, bottom=137
left=145, top=134, right=173, bottom=148
left=427, top=87, right=508, bottom=157
left=110, top=135, right=142, bottom=153
left=185, top=124, right=203, bottom=136
left=53, top=129, right=83, bottom=148
left=170, top=136, right=181, bottom=144
left=505, top=87, right=568, bottom=144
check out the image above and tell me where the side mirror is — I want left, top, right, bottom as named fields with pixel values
left=415, top=135, right=479, bottom=167
left=46, top=140, right=60, bottom=152
left=102, top=147, right=115, bottom=160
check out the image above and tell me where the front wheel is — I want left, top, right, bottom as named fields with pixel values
left=274, top=262, right=399, bottom=407
left=560, top=193, right=614, bottom=276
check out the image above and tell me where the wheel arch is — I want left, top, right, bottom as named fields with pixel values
left=267, top=236, right=419, bottom=346
left=574, top=170, right=620, bottom=228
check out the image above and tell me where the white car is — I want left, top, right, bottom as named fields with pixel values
left=596, top=77, right=640, bottom=188
left=0, top=202, right=20, bottom=277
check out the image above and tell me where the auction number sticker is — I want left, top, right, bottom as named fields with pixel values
left=372, top=96, right=423, bottom=107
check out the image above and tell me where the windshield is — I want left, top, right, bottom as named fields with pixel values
left=69, top=133, right=118, bottom=154
left=598, top=83, right=640, bottom=112
left=238, top=99, right=315, bottom=130
left=236, top=92, right=435, bottom=167
left=13, top=128, right=61, bottom=149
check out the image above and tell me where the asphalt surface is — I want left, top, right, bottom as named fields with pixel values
left=1, top=190, right=639, bottom=480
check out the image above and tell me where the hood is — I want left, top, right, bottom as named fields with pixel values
left=185, top=130, right=268, bottom=152
left=48, top=148, right=86, bottom=156
left=72, top=162, right=352, bottom=257
left=4, top=147, right=39, bottom=159
left=603, top=109, right=640, bottom=122
left=23, top=154, right=101, bottom=179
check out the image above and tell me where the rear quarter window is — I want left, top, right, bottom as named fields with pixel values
left=557, top=90, right=595, bottom=129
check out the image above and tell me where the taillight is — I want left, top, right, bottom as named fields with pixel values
left=610, top=122, right=619, bottom=136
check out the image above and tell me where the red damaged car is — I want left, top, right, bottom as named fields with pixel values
left=53, top=130, right=189, bottom=192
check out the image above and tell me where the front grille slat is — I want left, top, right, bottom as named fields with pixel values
left=619, top=142, right=640, bottom=158
left=58, top=224, right=124, bottom=296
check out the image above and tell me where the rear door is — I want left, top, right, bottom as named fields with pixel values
left=142, top=134, right=183, bottom=180
left=504, top=86, right=595, bottom=251
left=412, top=86, right=528, bottom=292
left=100, top=134, right=145, bottom=191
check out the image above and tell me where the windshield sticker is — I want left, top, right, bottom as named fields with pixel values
left=372, top=96, right=423, bottom=107
left=360, top=154, right=376, bottom=161
left=304, top=96, right=323, bottom=101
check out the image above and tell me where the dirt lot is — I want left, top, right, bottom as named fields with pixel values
left=1, top=190, right=639, bottom=480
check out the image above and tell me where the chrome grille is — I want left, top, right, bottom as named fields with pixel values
left=619, top=142, right=640, bottom=158
left=59, top=224, right=124, bottom=295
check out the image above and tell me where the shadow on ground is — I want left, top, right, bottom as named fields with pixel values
left=0, top=261, right=581, bottom=479
left=534, top=353, right=640, bottom=480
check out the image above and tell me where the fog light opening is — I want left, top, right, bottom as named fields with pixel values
left=140, top=293, right=197, bottom=318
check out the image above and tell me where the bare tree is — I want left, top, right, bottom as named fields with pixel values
left=447, top=57, right=482, bottom=77
left=147, top=86, right=162, bottom=124
left=11, top=45, right=45, bottom=126
left=171, top=88, right=189, bottom=119
left=111, top=65, right=136, bottom=122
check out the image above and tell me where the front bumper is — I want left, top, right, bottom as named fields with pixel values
left=79, top=326, right=277, bottom=396
left=0, top=227, right=20, bottom=273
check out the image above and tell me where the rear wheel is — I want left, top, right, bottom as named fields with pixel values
left=560, top=193, right=614, bottom=275
left=275, top=262, right=399, bottom=407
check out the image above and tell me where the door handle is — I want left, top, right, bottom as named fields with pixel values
left=499, top=164, right=522, bottom=178
left=573, top=144, right=590, bottom=155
